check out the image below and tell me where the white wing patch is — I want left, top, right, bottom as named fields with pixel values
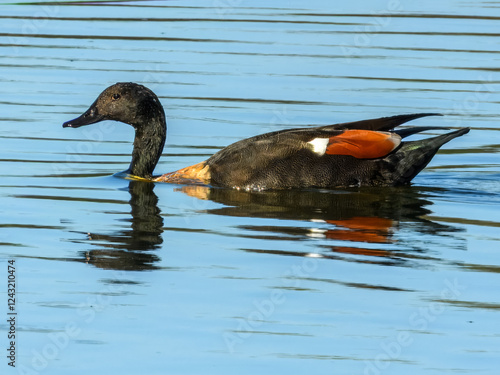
left=307, top=138, right=330, bottom=155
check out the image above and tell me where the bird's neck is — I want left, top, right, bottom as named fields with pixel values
left=127, top=112, right=166, bottom=179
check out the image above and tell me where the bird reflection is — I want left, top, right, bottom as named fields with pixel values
left=176, top=185, right=462, bottom=266
left=81, top=180, right=163, bottom=270
left=79, top=179, right=462, bottom=270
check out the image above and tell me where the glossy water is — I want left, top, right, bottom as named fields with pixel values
left=1, top=1, right=499, bottom=374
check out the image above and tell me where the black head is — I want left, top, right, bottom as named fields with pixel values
left=63, top=83, right=167, bottom=179
left=62, top=82, right=165, bottom=129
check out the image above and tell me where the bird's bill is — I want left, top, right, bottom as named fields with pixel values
left=62, top=100, right=104, bottom=128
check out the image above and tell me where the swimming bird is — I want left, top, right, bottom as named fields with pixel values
left=63, top=82, right=469, bottom=190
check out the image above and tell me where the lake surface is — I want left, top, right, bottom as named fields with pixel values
left=1, top=0, right=499, bottom=374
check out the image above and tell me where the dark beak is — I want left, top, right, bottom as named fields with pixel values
left=63, top=101, right=104, bottom=128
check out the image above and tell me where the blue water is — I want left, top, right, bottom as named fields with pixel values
left=1, top=1, right=499, bottom=374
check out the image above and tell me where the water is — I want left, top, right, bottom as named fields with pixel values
left=1, top=1, right=499, bottom=374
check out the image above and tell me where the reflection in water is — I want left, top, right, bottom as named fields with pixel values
left=81, top=181, right=163, bottom=271
left=80, top=181, right=463, bottom=271
left=179, top=185, right=463, bottom=265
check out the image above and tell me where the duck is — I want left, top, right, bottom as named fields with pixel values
left=63, top=82, right=470, bottom=190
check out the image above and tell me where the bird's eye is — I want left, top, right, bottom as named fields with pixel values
left=112, top=93, right=121, bottom=100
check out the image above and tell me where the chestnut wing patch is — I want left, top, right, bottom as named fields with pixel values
left=314, top=130, right=401, bottom=159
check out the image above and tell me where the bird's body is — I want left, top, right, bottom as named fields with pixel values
left=63, top=83, right=469, bottom=190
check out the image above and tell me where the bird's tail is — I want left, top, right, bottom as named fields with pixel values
left=384, top=128, right=470, bottom=185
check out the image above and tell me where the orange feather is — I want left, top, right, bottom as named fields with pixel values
left=325, top=130, right=401, bottom=159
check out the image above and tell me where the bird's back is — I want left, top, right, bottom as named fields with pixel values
left=206, top=114, right=469, bottom=190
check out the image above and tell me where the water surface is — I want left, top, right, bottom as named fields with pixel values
left=1, top=1, right=499, bottom=374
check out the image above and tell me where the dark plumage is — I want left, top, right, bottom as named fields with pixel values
left=63, top=82, right=470, bottom=190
